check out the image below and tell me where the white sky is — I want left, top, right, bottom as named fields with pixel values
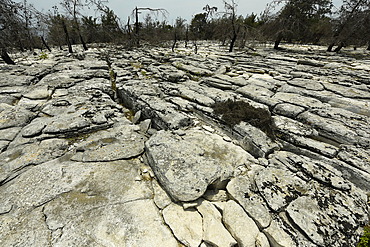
left=20, top=0, right=342, bottom=24
left=20, top=0, right=278, bottom=24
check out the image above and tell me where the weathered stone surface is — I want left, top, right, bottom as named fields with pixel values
left=297, top=59, right=325, bottom=67
left=48, top=200, right=178, bottom=247
left=145, top=129, right=256, bottom=201
left=255, top=166, right=309, bottom=212
left=0, top=74, right=34, bottom=87
left=0, top=157, right=167, bottom=246
left=233, top=122, right=279, bottom=158
left=298, top=111, right=368, bottom=146
left=273, top=115, right=339, bottom=157
left=152, top=179, right=172, bottom=209
left=1, top=44, right=369, bottom=247
left=163, top=203, right=203, bottom=247
left=0, top=127, right=21, bottom=141
left=273, top=103, right=305, bottom=118
left=117, top=80, right=193, bottom=130
left=43, top=110, right=90, bottom=134
left=0, top=105, right=35, bottom=130
left=202, top=77, right=236, bottom=90
left=323, top=81, right=370, bottom=99
left=227, top=174, right=273, bottom=229
left=0, top=138, right=69, bottom=184
left=223, top=200, right=269, bottom=247
left=337, top=145, right=370, bottom=173
left=237, top=84, right=276, bottom=106
left=21, top=118, right=47, bottom=137
left=0, top=208, right=52, bottom=247
left=197, top=200, right=237, bottom=247
left=269, top=151, right=353, bottom=191
left=287, top=191, right=368, bottom=247
left=23, top=86, right=52, bottom=100
left=174, top=62, right=214, bottom=76
left=16, top=97, right=48, bottom=110
left=0, top=141, right=8, bottom=152
left=203, top=189, right=228, bottom=202
left=71, top=125, right=146, bottom=162
left=263, top=218, right=296, bottom=247
left=288, top=78, right=325, bottom=90
left=272, top=92, right=326, bottom=109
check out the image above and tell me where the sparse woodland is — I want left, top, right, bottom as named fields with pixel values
left=1, top=0, right=370, bottom=64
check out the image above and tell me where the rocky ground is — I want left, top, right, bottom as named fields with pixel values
left=0, top=42, right=369, bottom=247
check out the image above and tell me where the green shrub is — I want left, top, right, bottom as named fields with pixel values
left=357, top=225, right=370, bottom=247
left=39, top=52, right=48, bottom=60
left=109, top=69, right=117, bottom=91
left=211, top=99, right=275, bottom=139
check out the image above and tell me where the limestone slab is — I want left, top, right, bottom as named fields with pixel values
left=197, top=200, right=237, bottom=247
left=163, top=203, right=203, bottom=247
left=145, top=129, right=256, bottom=201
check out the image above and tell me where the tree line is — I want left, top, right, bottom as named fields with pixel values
left=1, top=0, right=370, bottom=64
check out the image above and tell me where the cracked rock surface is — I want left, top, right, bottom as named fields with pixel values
left=0, top=43, right=369, bottom=247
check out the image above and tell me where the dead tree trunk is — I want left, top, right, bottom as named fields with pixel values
left=41, top=36, right=51, bottom=52
left=185, top=27, right=189, bottom=48
left=127, top=17, right=132, bottom=36
left=68, top=2, right=88, bottom=51
left=132, top=7, right=167, bottom=47
left=274, top=33, right=283, bottom=50
left=74, top=23, right=87, bottom=51
left=327, top=43, right=335, bottom=52
left=193, top=41, right=198, bottom=54
left=327, top=0, right=365, bottom=52
left=229, top=19, right=238, bottom=52
left=79, top=33, right=88, bottom=51
left=135, top=7, right=140, bottom=46
left=334, top=42, right=345, bottom=52
left=61, top=19, right=73, bottom=53
left=1, top=48, right=15, bottom=65
left=229, top=34, right=237, bottom=52
left=240, top=30, right=247, bottom=49
left=228, top=3, right=238, bottom=53
left=172, top=32, right=178, bottom=52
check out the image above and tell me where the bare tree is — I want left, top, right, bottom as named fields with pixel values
left=40, top=36, right=51, bottom=52
left=223, top=0, right=239, bottom=52
left=60, top=0, right=88, bottom=50
left=172, top=17, right=187, bottom=52
left=48, top=5, right=74, bottom=53
left=328, top=0, right=370, bottom=52
left=263, top=0, right=333, bottom=50
left=0, top=0, right=24, bottom=64
left=203, top=4, right=218, bottom=18
left=132, top=7, right=168, bottom=46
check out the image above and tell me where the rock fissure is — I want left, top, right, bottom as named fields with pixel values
left=0, top=163, right=36, bottom=186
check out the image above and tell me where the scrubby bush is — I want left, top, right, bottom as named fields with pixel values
left=211, top=99, right=275, bottom=138
left=357, top=225, right=370, bottom=247
left=39, top=51, right=48, bottom=60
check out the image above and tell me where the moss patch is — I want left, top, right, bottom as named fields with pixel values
left=357, top=225, right=370, bottom=247
left=109, top=69, right=117, bottom=91
left=211, top=99, right=275, bottom=138
left=64, top=190, right=107, bottom=204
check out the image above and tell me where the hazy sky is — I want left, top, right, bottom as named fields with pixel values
left=20, top=0, right=342, bottom=24
left=20, top=0, right=279, bottom=23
